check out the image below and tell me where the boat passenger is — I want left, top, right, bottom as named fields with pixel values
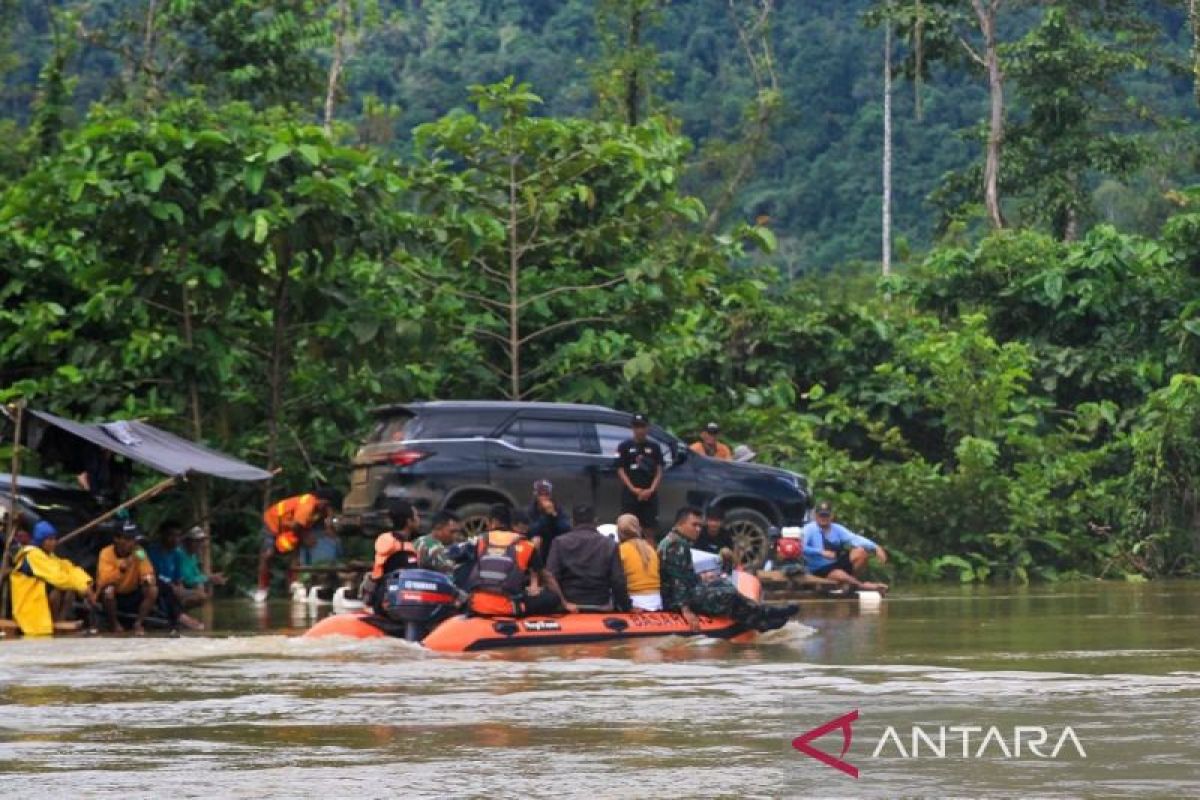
left=801, top=500, right=889, bottom=593
left=616, top=513, right=662, bottom=611
left=527, top=479, right=571, bottom=553
left=414, top=510, right=463, bottom=574
left=658, top=506, right=797, bottom=633
left=361, top=499, right=421, bottom=611
left=545, top=505, right=631, bottom=613
left=9, top=520, right=95, bottom=636
left=463, top=504, right=562, bottom=616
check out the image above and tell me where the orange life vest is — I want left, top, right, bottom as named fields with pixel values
left=371, top=531, right=417, bottom=579
left=263, top=494, right=321, bottom=537
left=465, top=530, right=535, bottom=616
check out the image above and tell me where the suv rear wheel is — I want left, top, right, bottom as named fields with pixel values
left=726, top=508, right=771, bottom=570
left=452, top=502, right=502, bottom=538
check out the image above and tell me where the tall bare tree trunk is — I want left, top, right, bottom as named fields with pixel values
left=264, top=246, right=290, bottom=506
left=973, top=0, right=1005, bottom=229
left=179, top=255, right=212, bottom=573
left=626, top=7, right=642, bottom=126
left=1190, top=0, right=1200, bottom=109
left=913, top=0, right=925, bottom=122
left=508, top=157, right=521, bottom=400
left=883, top=15, right=893, bottom=276
left=324, top=0, right=350, bottom=136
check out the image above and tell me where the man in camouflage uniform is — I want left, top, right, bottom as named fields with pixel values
left=658, top=506, right=796, bottom=632
left=413, top=510, right=464, bottom=575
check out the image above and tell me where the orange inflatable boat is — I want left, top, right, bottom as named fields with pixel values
left=303, top=567, right=766, bottom=652
left=305, top=609, right=755, bottom=652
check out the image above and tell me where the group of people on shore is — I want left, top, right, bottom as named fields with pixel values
left=4, top=514, right=224, bottom=636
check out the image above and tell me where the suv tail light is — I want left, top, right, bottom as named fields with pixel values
left=376, top=449, right=432, bottom=468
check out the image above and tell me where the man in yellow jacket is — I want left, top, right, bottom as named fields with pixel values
left=10, top=521, right=95, bottom=637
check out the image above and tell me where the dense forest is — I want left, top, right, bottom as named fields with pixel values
left=2, top=0, right=1200, bottom=584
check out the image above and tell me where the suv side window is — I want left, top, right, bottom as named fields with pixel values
left=592, top=423, right=674, bottom=468
left=502, top=418, right=586, bottom=453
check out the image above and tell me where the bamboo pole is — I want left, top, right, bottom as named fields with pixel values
left=56, top=475, right=181, bottom=547
left=1, top=401, right=26, bottom=625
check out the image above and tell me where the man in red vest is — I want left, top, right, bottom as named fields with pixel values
left=254, top=488, right=339, bottom=602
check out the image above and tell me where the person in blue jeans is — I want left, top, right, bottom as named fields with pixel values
left=801, top=501, right=889, bottom=593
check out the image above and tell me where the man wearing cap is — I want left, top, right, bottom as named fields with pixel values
left=8, top=519, right=96, bottom=636
left=526, top=479, right=570, bottom=553
left=545, top=504, right=631, bottom=613
left=801, top=501, right=889, bottom=593
left=255, top=488, right=339, bottom=602
left=690, top=422, right=733, bottom=460
left=616, top=413, right=664, bottom=540
left=97, top=521, right=163, bottom=634
left=178, top=526, right=226, bottom=606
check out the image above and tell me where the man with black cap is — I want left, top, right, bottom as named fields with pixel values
left=545, top=504, right=631, bottom=612
left=690, top=421, right=733, bottom=460
left=96, top=520, right=162, bottom=634
left=616, top=413, right=664, bottom=541
left=801, top=500, right=889, bottom=593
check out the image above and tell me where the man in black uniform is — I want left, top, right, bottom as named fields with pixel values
left=616, top=413, right=664, bottom=542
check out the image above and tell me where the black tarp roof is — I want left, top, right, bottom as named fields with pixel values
left=22, top=409, right=272, bottom=482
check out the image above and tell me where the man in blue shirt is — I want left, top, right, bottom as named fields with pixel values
left=802, top=501, right=888, bottom=593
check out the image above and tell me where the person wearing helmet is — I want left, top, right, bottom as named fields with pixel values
left=255, top=488, right=339, bottom=602
left=801, top=501, right=889, bottom=593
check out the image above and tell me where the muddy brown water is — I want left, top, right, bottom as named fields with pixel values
left=1, top=581, right=1197, bottom=798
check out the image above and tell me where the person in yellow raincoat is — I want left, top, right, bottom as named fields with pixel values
left=10, top=521, right=95, bottom=636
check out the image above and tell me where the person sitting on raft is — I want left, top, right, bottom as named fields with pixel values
left=801, top=500, right=889, bottom=593
left=463, top=504, right=563, bottom=617
left=9, top=519, right=97, bottom=637
left=658, top=506, right=797, bottom=633
left=361, top=499, right=421, bottom=612
left=616, top=513, right=662, bottom=611
left=545, top=504, right=631, bottom=613
left=97, top=521, right=168, bottom=635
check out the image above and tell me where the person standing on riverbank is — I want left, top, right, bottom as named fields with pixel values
left=801, top=500, right=888, bottom=593
left=689, top=421, right=733, bottom=460
left=255, top=489, right=338, bottom=602
left=617, top=414, right=663, bottom=542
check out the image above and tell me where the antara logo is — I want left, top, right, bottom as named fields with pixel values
left=793, top=711, right=1087, bottom=778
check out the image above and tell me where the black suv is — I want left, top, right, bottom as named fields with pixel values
left=340, top=401, right=809, bottom=567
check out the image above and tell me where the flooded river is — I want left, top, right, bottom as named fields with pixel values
left=1, top=581, right=1197, bottom=798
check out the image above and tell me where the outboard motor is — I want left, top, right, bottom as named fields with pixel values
left=379, top=568, right=463, bottom=642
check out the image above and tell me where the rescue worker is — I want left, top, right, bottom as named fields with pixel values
left=657, top=506, right=796, bottom=633
left=414, top=510, right=463, bottom=575
left=463, top=504, right=563, bottom=616
left=255, top=488, right=339, bottom=602
left=357, top=498, right=421, bottom=613
left=9, top=520, right=96, bottom=637
left=689, top=421, right=733, bottom=460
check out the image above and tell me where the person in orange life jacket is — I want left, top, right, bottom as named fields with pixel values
left=254, top=488, right=339, bottom=602
left=361, top=498, right=421, bottom=613
left=545, top=504, right=631, bottom=613
left=689, top=421, right=733, bottom=460
left=464, top=503, right=563, bottom=616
